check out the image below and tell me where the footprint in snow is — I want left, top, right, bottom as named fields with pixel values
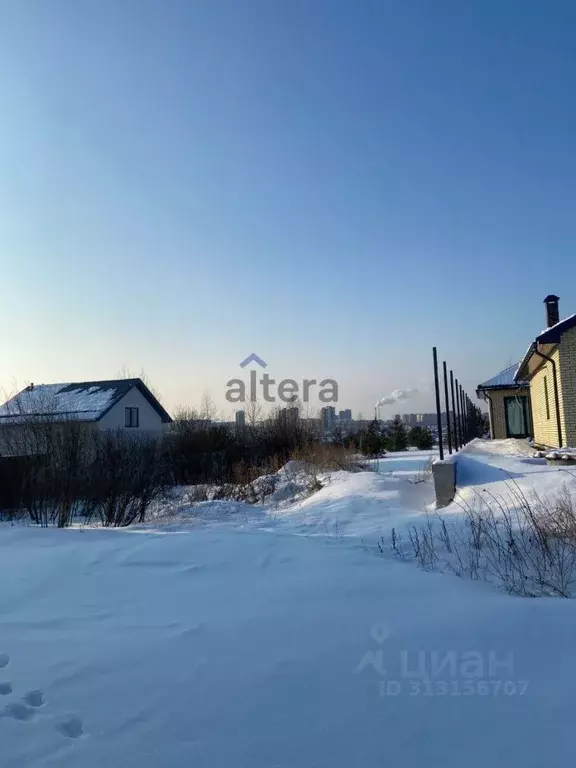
left=0, top=652, right=83, bottom=738
left=56, top=715, right=84, bottom=739
left=2, top=690, right=45, bottom=720
left=3, top=701, right=35, bottom=721
left=23, top=690, right=45, bottom=708
left=0, top=654, right=11, bottom=699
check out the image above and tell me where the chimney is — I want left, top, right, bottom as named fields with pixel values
left=544, top=294, right=560, bottom=328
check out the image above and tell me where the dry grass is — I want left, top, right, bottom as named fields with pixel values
left=191, top=443, right=368, bottom=507
left=389, top=480, right=576, bottom=597
left=407, top=458, right=434, bottom=485
left=290, top=443, right=370, bottom=473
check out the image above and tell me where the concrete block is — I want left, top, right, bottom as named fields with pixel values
left=432, top=460, right=456, bottom=509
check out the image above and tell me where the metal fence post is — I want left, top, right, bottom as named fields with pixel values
left=455, top=377, right=462, bottom=447
left=442, top=361, right=452, bottom=454
left=433, top=347, right=444, bottom=460
left=450, top=370, right=459, bottom=449
left=460, top=386, right=467, bottom=444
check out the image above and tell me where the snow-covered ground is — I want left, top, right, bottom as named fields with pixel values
left=1, top=442, right=576, bottom=766
left=453, top=438, right=576, bottom=508
left=152, top=450, right=438, bottom=539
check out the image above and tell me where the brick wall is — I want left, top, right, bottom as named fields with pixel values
left=559, top=327, right=576, bottom=446
left=530, top=346, right=563, bottom=447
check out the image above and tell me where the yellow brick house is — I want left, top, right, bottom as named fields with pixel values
left=515, top=294, right=576, bottom=448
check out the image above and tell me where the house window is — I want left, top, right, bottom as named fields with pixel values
left=125, top=407, right=139, bottom=428
left=544, top=376, right=550, bottom=420
left=504, top=396, right=529, bottom=438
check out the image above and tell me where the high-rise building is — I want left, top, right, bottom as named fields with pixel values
left=282, top=406, right=299, bottom=423
left=338, top=409, right=352, bottom=434
left=414, top=413, right=442, bottom=427
left=321, top=406, right=336, bottom=434
left=235, top=410, right=246, bottom=428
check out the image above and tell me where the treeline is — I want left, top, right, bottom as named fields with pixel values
left=167, top=408, right=318, bottom=485
left=345, top=416, right=434, bottom=456
left=0, top=426, right=166, bottom=528
left=0, top=409, right=332, bottom=527
left=0, top=408, right=442, bottom=527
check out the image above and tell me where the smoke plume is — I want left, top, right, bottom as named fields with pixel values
left=375, top=388, right=419, bottom=408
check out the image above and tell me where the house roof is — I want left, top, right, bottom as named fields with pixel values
left=0, top=378, right=172, bottom=424
left=534, top=312, right=576, bottom=345
left=477, top=363, right=527, bottom=391
left=515, top=312, right=576, bottom=381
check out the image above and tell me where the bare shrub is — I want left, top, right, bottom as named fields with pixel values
left=210, top=483, right=236, bottom=501
left=1, top=418, right=92, bottom=527
left=0, top=389, right=95, bottom=526
left=187, top=485, right=209, bottom=503
left=407, top=458, right=433, bottom=485
left=390, top=528, right=405, bottom=558
left=389, top=481, right=576, bottom=597
left=290, top=443, right=368, bottom=473
left=164, top=405, right=355, bottom=498
left=84, top=431, right=167, bottom=527
left=407, top=516, right=439, bottom=571
left=165, top=418, right=239, bottom=485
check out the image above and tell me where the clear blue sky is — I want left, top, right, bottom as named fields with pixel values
left=1, top=0, right=575, bottom=417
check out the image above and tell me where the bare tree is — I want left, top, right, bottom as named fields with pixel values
left=172, top=405, right=200, bottom=423
left=199, top=391, right=217, bottom=422
left=245, top=398, right=263, bottom=427
left=117, top=366, right=164, bottom=404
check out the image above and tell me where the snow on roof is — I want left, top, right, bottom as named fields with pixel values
left=536, top=312, right=576, bottom=343
left=477, top=363, right=527, bottom=390
left=0, top=380, right=130, bottom=423
left=515, top=312, right=576, bottom=381
left=515, top=342, right=538, bottom=382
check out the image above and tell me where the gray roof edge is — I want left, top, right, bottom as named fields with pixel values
left=477, top=363, right=528, bottom=390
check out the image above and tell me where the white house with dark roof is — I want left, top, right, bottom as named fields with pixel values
left=0, top=378, right=172, bottom=455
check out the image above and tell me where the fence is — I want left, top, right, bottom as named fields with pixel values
left=432, top=346, right=483, bottom=460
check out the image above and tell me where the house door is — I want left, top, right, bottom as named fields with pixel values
left=504, top=396, right=529, bottom=438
